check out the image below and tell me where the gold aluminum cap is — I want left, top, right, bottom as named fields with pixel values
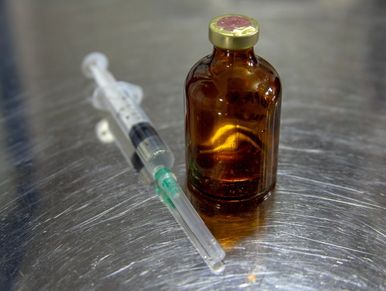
left=209, top=14, right=259, bottom=50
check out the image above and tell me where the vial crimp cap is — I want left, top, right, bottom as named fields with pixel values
left=209, top=14, right=259, bottom=50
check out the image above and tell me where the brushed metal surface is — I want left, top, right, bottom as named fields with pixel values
left=0, top=0, right=385, bottom=290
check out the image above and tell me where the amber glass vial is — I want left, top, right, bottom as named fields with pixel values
left=185, top=14, right=281, bottom=207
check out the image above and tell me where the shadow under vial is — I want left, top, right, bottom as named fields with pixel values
left=187, top=186, right=273, bottom=251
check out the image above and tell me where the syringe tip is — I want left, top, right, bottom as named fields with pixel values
left=82, top=52, right=109, bottom=78
left=211, top=260, right=225, bottom=274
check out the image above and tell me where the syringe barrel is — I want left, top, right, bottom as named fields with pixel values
left=84, top=54, right=174, bottom=177
left=93, top=75, right=174, bottom=175
left=100, top=117, right=154, bottom=184
left=129, top=122, right=174, bottom=176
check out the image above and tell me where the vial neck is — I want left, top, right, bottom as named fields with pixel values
left=211, top=46, right=257, bottom=67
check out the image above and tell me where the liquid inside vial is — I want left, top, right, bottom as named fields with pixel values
left=185, top=47, right=281, bottom=209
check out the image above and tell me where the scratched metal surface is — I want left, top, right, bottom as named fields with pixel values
left=0, top=0, right=385, bottom=290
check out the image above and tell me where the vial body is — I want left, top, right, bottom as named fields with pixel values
left=185, top=47, right=281, bottom=207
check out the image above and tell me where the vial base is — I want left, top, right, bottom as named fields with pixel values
left=187, top=181, right=275, bottom=216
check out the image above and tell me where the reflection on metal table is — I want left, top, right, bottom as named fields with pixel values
left=0, top=0, right=385, bottom=290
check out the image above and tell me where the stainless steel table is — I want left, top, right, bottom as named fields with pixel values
left=0, top=0, right=385, bottom=290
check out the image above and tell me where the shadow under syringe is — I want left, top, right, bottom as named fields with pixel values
left=95, top=117, right=227, bottom=273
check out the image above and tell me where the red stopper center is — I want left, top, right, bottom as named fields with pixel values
left=217, top=16, right=251, bottom=31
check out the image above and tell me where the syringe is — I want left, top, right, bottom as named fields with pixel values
left=82, top=52, right=225, bottom=274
